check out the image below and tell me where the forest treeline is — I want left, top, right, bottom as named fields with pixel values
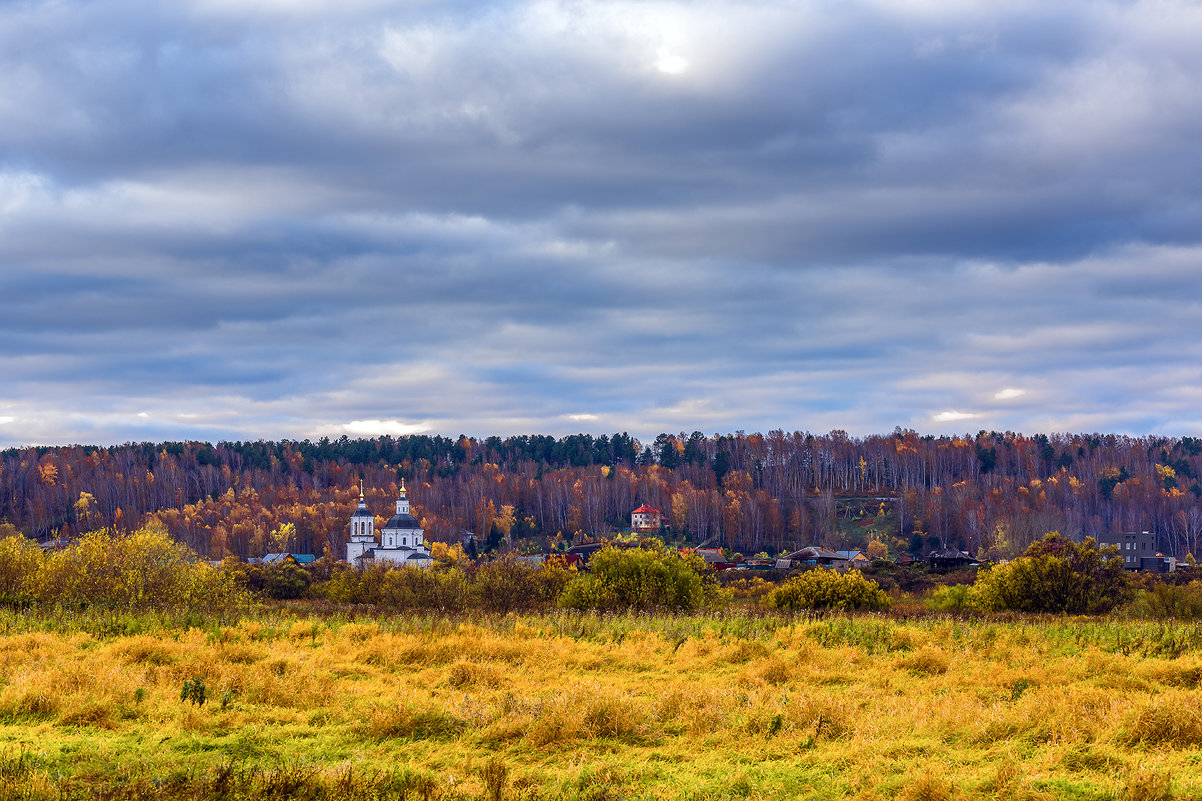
left=3, top=429, right=1202, bottom=560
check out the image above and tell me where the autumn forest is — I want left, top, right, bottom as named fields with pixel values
left=4, top=430, right=1201, bottom=561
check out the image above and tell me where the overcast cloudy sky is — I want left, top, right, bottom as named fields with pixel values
left=3, top=0, right=1202, bottom=447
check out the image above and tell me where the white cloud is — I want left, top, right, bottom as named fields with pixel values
left=341, top=419, right=431, bottom=437
left=994, top=388, right=1026, bottom=400
left=566, top=413, right=600, bottom=422
left=933, top=410, right=979, bottom=422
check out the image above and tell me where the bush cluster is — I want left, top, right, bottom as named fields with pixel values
left=931, top=533, right=1131, bottom=614
left=1128, top=581, right=1202, bottom=619
left=0, top=526, right=246, bottom=612
left=243, top=561, right=313, bottom=600
left=762, top=568, right=890, bottom=611
left=314, top=543, right=726, bottom=614
left=318, top=563, right=470, bottom=610
left=315, top=554, right=576, bottom=612
left=558, top=543, right=728, bottom=612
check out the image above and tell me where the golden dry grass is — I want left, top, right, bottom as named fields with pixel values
left=0, top=611, right=1200, bottom=799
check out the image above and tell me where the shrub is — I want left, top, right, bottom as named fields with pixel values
left=927, top=584, right=975, bottom=612
left=762, top=568, right=889, bottom=612
left=972, top=533, right=1131, bottom=614
left=245, top=561, right=312, bottom=600
left=470, top=554, right=574, bottom=613
left=318, top=563, right=469, bottom=610
left=1128, top=581, right=1202, bottom=619
left=0, top=535, right=44, bottom=597
left=1, top=526, right=245, bottom=612
left=723, top=575, right=776, bottom=601
left=180, top=677, right=207, bottom=707
left=559, top=542, right=727, bottom=612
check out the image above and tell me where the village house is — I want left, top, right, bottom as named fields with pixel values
left=690, top=547, right=737, bottom=571
left=927, top=547, right=978, bottom=571
left=835, top=550, right=872, bottom=569
left=782, top=547, right=850, bottom=571
left=253, top=553, right=316, bottom=566
left=630, top=504, right=664, bottom=532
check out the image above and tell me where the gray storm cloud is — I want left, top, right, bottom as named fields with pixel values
left=2, top=0, right=1202, bottom=446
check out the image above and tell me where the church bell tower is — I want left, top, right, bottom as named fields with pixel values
left=347, top=480, right=376, bottom=562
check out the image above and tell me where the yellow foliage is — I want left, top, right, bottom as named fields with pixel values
left=494, top=504, right=516, bottom=539
left=267, top=522, right=296, bottom=553
left=430, top=541, right=469, bottom=567
left=73, top=492, right=96, bottom=527
left=0, top=526, right=247, bottom=611
left=671, top=492, right=689, bottom=530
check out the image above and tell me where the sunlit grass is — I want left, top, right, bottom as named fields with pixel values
left=2, top=608, right=1201, bottom=799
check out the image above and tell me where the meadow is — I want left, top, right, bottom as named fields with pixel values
left=3, top=605, right=1201, bottom=800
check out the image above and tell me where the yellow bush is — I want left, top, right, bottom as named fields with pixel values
left=559, top=543, right=727, bottom=612
left=3, top=526, right=247, bottom=612
left=763, top=568, right=889, bottom=611
left=0, top=535, right=44, bottom=597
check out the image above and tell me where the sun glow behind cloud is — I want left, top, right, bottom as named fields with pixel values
left=655, top=49, right=690, bottom=74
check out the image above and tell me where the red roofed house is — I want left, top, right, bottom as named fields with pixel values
left=631, top=504, right=664, bottom=532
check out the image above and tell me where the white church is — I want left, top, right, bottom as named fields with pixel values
left=347, top=481, right=434, bottom=567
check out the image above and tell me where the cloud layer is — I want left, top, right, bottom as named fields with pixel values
left=4, top=0, right=1202, bottom=446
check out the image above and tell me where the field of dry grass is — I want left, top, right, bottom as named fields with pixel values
left=2, top=608, right=1201, bottom=800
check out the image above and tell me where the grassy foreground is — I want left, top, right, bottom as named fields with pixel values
left=2, top=609, right=1201, bottom=800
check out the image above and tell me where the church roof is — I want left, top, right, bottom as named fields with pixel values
left=351, top=507, right=373, bottom=518
left=383, top=513, right=421, bottom=530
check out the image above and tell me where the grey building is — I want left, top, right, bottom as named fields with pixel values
left=1094, top=531, right=1174, bottom=572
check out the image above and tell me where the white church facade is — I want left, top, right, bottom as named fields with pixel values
left=347, top=481, right=434, bottom=568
